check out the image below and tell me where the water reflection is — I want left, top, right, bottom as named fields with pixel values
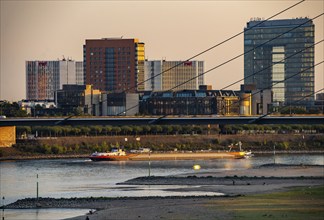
left=1, top=154, right=323, bottom=220
left=223, top=158, right=252, bottom=170
left=0, top=154, right=323, bottom=206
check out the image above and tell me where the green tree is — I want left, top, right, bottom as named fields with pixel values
left=162, top=125, right=173, bottom=135
left=211, top=126, right=220, bottom=134
left=182, top=125, right=192, bottom=134
left=313, top=125, right=324, bottom=133
left=31, top=126, right=44, bottom=137
left=121, top=126, right=133, bottom=135
left=112, top=126, right=121, bottom=135
left=151, top=125, right=162, bottom=135
left=172, top=125, right=182, bottom=135
left=132, top=126, right=143, bottom=136
left=142, top=125, right=151, bottom=135
left=71, top=127, right=81, bottom=136
left=0, top=102, right=28, bottom=117
left=103, top=126, right=113, bottom=135
left=61, top=126, right=72, bottom=136
left=81, top=127, right=91, bottom=136
left=16, top=126, right=31, bottom=137
left=52, top=126, right=62, bottom=137
left=90, top=126, right=103, bottom=136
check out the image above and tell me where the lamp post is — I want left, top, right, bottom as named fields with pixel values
left=273, top=144, right=276, bottom=164
left=2, top=196, right=5, bottom=220
left=36, top=169, right=39, bottom=201
left=148, top=150, right=151, bottom=177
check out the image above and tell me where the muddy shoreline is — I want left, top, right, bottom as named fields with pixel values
left=3, top=165, right=323, bottom=217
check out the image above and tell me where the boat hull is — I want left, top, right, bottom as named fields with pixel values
left=228, top=151, right=246, bottom=159
left=89, top=154, right=136, bottom=161
left=130, top=152, right=248, bottom=160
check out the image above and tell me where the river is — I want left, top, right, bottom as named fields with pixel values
left=0, top=153, right=323, bottom=219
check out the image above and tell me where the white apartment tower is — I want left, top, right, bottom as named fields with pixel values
left=144, top=60, right=204, bottom=91
left=75, top=61, right=84, bottom=85
left=26, top=60, right=83, bottom=100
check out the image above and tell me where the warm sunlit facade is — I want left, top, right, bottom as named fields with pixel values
left=26, top=60, right=79, bottom=100
left=244, top=18, right=315, bottom=108
left=0, top=126, right=16, bottom=147
left=140, top=90, right=240, bottom=115
left=83, top=38, right=145, bottom=93
left=144, top=60, right=204, bottom=91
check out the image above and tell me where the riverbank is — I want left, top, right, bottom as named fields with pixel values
left=2, top=133, right=323, bottom=158
left=3, top=164, right=323, bottom=219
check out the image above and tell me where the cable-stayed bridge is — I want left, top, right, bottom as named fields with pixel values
left=0, top=116, right=323, bottom=126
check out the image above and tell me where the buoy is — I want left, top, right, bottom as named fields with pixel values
left=193, top=164, right=201, bottom=170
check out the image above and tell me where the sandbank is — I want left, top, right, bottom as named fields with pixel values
left=3, top=164, right=323, bottom=220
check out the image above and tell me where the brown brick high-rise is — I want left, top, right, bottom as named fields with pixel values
left=83, top=38, right=145, bottom=93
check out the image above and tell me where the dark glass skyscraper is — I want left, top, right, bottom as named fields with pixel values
left=244, top=18, right=314, bottom=108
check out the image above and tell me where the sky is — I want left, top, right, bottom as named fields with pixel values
left=0, top=0, right=323, bottom=101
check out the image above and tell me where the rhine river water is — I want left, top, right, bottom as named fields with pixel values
left=1, top=153, right=323, bottom=219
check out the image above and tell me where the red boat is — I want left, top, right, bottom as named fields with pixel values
left=89, top=149, right=136, bottom=161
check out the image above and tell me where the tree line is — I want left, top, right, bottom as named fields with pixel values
left=16, top=124, right=324, bottom=138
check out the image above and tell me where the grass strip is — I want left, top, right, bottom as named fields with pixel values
left=213, top=185, right=324, bottom=219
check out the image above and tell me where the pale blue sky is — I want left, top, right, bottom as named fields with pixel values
left=1, top=0, right=323, bottom=101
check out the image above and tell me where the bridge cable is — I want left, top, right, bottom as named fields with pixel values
left=125, top=0, right=306, bottom=93
left=221, top=60, right=323, bottom=120
left=87, top=0, right=306, bottom=116
left=147, top=39, right=322, bottom=123
left=248, top=87, right=324, bottom=124
left=122, top=14, right=322, bottom=118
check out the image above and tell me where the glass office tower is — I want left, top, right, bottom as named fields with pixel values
left=244, top=18, right=315, bottom=108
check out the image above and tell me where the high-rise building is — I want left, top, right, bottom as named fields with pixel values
left=144, top=60, right=204, bottom=91
left=75, top=61, right=84, bottom=85
left=83, top=38, right=145, bottom=93
left=244, top=18, right=315, bottom=108
left=26, top=59, right=81, bottom=100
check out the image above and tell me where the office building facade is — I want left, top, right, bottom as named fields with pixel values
left=140, top=89, right=240, bottom=116
left=102, top=93, right=139, bottom=116
left=244, top=18, right=315, bottom=108
left=55, top=84, right=101, bottom=116
left=83, top=38, right=145, bottom=93
left=75, top=61, right=84, bottom=85
left=144, top=60, right=204, bottom=91
left=26, top=60, right=80, bottom=100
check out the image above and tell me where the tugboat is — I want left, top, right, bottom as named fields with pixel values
left=228, top=141, right=253, bottom=159
left=89, top=148, right=136, bottom=161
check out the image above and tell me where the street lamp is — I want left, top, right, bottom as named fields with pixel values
left=273, top=144, right=276, bottom=164
left=148, top=150, right=151, bottom=177
left=36, top=169, right=39, bottom=201
left=2, top=196, right=5, bottom=220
